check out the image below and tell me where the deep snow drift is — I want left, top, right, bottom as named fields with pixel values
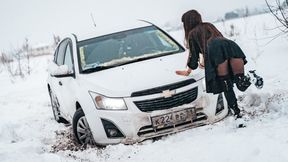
left=1, top=13, right=288, bottom=162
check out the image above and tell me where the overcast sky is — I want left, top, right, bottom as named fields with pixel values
left=0, top=0, right=266, bottom=51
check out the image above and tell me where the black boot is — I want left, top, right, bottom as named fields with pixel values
left=247, top=70, right=264, bottom=89
left=234, top=73, right=251, bottom=92
left=229, top=103, right=242, bottom=119
left=218, top=75, right=241, bottom=118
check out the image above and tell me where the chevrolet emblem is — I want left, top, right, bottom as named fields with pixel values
left=162, top=90, right=176, bottom=98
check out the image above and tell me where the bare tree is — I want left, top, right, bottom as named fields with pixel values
left=0, top=52, right=5, bottom=73
left=2, top=38, right=34, bottom=78
left=243, top=6, right=250, bottom=34
left=265, top=0, right=288, bottom=33
left=13, top=48, right=24, bottom=78
left=226, top=24, right=240, bottom=40
left=244, top=6, right=250, bottom=18
left=1, top=52, right=16, bottom=77
left=3, top=44, right=27, bottom=78
left=22, top=38, right=31, bottom=75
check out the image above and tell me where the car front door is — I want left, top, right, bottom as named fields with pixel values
left=50, top=39, right=75, bottom=118
left=57, top=40, right=78, bottom=119
left=49, top=39, right=69, bottom=115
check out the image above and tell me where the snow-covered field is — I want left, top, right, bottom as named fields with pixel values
left=1, top=13, right=288, bottom=162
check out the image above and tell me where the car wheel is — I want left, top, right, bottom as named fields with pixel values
left=73, top=109, right=95, bottom=145
left=48, top=88, right=68, bottom=124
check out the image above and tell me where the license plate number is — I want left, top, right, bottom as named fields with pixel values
left=151, top=108, right=196, bottom=129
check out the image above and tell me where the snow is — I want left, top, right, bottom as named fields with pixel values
left=1, top=12, right=288, bottom=162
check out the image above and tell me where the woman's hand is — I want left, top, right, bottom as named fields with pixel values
left=176, top=69, right=192, bottom=76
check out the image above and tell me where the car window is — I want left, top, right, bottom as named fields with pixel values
left=77, top=26, right=184, bottom=72
left=56, top=40, right=68, bottom=65
left=64, top=42, right=74, bottom=73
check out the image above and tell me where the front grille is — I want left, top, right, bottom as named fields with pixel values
left=137, top=110, right=207, bottom=137
left=134, top=87, right=198, bottom=112
left=131, top=78, right=196, bottom=97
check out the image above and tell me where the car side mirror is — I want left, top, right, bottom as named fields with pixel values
left=48, top=62, right=73, bottom=77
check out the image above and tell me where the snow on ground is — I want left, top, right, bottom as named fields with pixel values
left=1, top=13, right=288, bottom=162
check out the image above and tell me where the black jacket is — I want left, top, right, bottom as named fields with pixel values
left=187, top=23, right=247, bottom=94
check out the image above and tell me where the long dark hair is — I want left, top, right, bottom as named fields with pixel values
left=181, top=10, right=223, bottom=54
left=181, top=10, right=202, bottom=43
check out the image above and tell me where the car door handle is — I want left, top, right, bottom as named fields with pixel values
left=59, top=81, right=63, bottom=86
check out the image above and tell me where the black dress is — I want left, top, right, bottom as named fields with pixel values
left=187, top=23, right=247, bottom=94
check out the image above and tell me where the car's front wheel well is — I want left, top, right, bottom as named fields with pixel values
left=73, top=108, right=95, bottom=145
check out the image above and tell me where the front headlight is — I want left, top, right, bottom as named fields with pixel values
left=89, top=91, right=128, bottom=110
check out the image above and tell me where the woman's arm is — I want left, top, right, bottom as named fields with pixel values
left=176, top=35, right=200, bottom=76
left=187, top=36, right=200, bottom=70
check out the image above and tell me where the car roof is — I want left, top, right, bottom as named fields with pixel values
left=75, top=20, right=153, bottom=42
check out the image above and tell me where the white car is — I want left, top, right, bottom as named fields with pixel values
left=47, top=21, right=228, bottom=146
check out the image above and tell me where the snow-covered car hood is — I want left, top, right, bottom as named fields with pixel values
left=79, top=52, right=204, bottom=97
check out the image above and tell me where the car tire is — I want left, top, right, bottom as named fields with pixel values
left=73, top=109, right=95, bottom=145
left=48, top=88, right=69, bottom=124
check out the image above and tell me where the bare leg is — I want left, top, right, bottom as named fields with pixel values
left=217, top=60, right=229, bottom=76
left=230, top=58, right=244, bottom=75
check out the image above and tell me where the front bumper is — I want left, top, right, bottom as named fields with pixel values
left=87, top=79, right=228, bottom=145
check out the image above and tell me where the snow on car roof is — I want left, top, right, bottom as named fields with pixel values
left=75, top=20, right=153, bottom=42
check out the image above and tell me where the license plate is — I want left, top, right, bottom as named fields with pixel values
left=151, top=108, right=196, bottom=129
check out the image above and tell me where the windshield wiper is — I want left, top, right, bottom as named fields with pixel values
left=82, top=66, right=115, bottom=73
left=114, top=51, right=178, bottom=66
left=82, top=51, right=179, bottom=73
left=113, top=57, right=151, bottom=67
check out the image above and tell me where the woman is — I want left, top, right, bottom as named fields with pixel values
left=176, top=10, right=252, bottom=118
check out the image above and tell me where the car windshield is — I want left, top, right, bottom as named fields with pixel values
left=77, top=26, right=184, bottom=73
